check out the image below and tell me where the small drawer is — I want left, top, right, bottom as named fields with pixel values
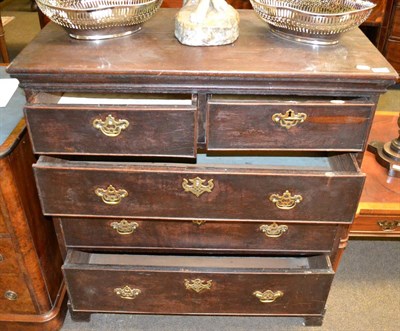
left=25, top=93, right=197, bottom=158
left=35, top=153, right=364, bottom=223
left=0, top=274, right=36, bottom=314
left=60, top=217, right=339, bottom=254
left=0, top=238, right=20, bottom=274
left=207, top=96, right=374, bottom=151
left=351, top=215, right=400, bottom=237
left=64, top=251, right=334, bottom=316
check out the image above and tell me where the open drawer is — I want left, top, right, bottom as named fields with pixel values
left=34, top=153, right=364, bottom=222
left=25, top=92, right=197, bottom=158
left=63, top=251, right=334, bottom=316
left=207, top=95, right=375, bottom=152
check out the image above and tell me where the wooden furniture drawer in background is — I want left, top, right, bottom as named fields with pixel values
left=0, top=274, right=36, bottom=314
left=0, top=238, right=20, bottom=273
left=385, top=40, right=400, bottom=72
left=25, top=95, right=197, bottom=158
left=63, top=251, right=334, bottom=316
left=350, top=112, right=400, bottom=237
left=34, top=154, right=364, bottom=222
left=58, top=218, right=339, bottom=254
left=392, top=5, right=400, bottom=36
left=207, top=97, right=375, bottom=151
left=0, top=67, right=66, bottom=330
left=352, top=215, right=400, bottom=236
left=380, top=0, right=400, bottom=74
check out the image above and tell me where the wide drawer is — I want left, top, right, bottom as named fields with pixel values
left=64, top=251, right=334, bottom=315
left=207, top=96, right=375, bottom=151
left=59, top=217, right=339, bottom=254
left=0, top=274, right=36, bottom=314
left=0, top=237, right=20, bottom=274
left=25, top=93, right=197, bottom=158
left=34, top=153, right=365, bottom=222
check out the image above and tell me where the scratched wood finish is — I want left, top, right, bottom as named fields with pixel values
left=7, top=11, right=397, bottom=95
left=6, top=8, right=397, bottom=326
left=207, top=98, right=374, bottom=151
left=25, top=104, right=197, bottom=157
left=59, top=217, right=339, bottom=253
left=34, top=154, right=364, bottom=222
left=63, top=251, right=334, bottom=316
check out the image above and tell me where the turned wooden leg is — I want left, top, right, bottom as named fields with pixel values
left=68, top=302, right=92, bottom=322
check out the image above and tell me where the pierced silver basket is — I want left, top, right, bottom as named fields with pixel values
left=36, top=0, right=163, bottom=40
left=249, top=0, right=376, bottom=45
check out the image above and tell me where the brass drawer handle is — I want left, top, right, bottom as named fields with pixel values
left=0, top=254, right=3, bottom=262
left=192, top=220, right=207, bottom=226
left=272, top=109, right=307, bottom=129
left=182, top=177, right=214, bottom=197
left=377, top=220, right=400, bottom=232
left=95, top=185, right=128, bottom=205
left=184, top=278, right=212, bottom=293
left=269, top=190, right=302, bottom=210
left=4, top=290, right=18, bottom=301
left=114, top=286, right=141, bottom=300
left=253, top=290, right=284, bottom=303
left=260, top=223, right=288, bottom=238
left=93, top=114, right=129, bottom=137
left=110, top=220, right=139, bottom=235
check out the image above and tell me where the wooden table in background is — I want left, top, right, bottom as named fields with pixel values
left=351, top=112, right=400, bottom=237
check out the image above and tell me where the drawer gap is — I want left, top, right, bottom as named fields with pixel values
left=30, top=92, right=194, bottom=106
left=209, top=94, right=372, bottom=104
left=66, top=251, right=332, bottom=273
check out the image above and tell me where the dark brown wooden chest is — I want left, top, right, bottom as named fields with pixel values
left=7, top=9, right=398, bottom=327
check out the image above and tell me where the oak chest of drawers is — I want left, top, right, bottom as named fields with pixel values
left=7, top=9, right=398, bottom=326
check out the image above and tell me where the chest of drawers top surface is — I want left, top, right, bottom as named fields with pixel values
left=6, top=9, right=398, bottom=93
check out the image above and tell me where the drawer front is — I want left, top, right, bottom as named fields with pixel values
left=0, top=274, right=36, bottom=314
left=351, top=215, right=400, bottom=237
left=207, top=99, right=374, bottom=151
left=35, top=158, right=364, bottom=223
left=25, top=106, right=197, bottom=157
left=0, top=238, right=20, bottom=274
left=61, top=218, right=338, bottom=254
left=64, top=252, right=333, bottom=315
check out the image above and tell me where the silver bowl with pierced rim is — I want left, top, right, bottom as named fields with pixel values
left=36, top=0, right=163, bottom=40
left=249, top=0, right=376, bottom=45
